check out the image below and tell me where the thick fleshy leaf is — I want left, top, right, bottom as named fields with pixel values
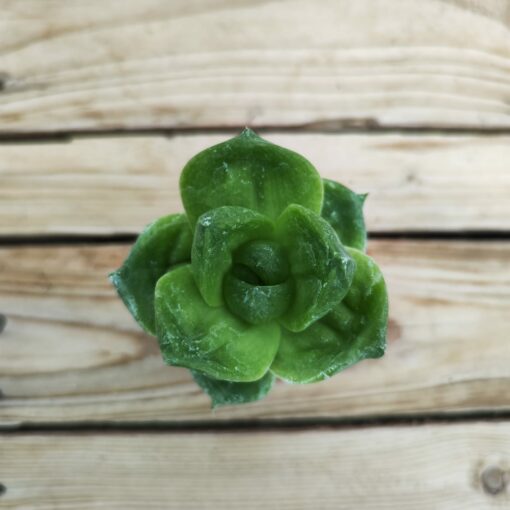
left=277, top=204, right=355, bottom=332
left=192, top=206, right=273, bottom=307
left=180, top=128, right=324, bottom=228
left=321, top=179, right=367, bottom=251
left=234, top=240, right=289, bottom=285
left=109, top=214, right=192, bottom=335
left=223, top=272, right=293, bottom=325
left=271, top=248, right=388, bottom=383
left=155, top=265, right=280, bottom=382
left=192, top=370, right=275, bottom=408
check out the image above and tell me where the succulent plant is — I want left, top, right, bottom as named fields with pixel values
left=111, top=129, right=388, bottom=407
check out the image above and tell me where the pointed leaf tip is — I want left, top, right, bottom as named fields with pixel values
left=241, top=127, right=258, bottom=137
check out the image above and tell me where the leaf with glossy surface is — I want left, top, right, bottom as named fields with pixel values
left=155, top=265, right=280, bottom=382
left=180, top=128, right=324, bottom=228
left=277, top=204, right=355, bottom=332
left=223, top=272, right=293, bottom=325
left=321, top=179, right=367, bottom=251
left=192, top=370, right=275, bottom=408
left=234, top=240, right=289, bottom=285
left=110, top=214, right=192, bottom=335
left=271, top=248, right=388, bottom=383
left=192, top=206, right=273, bottom=307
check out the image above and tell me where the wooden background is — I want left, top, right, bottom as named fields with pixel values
left=1, top=1, right=509, bottom=508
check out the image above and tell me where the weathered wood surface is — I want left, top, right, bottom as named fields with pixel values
left=1, top=424, right=509, bottom=509
left=1, top=0, right=510, bottom=132
left=1, top=240, right=509, bottom=425
left=2, top=133, right=510, bottom=235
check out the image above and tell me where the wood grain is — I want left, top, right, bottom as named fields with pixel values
left=1, top=0, right=510, bottom=132
left=2, top=132, right=510, bottom=235
left=1, top=240, right=509, bottom=425
left=1, top=424, right=509, bottom=509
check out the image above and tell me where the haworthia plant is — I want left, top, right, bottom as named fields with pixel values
left=111, top=129, right=388, bottom=406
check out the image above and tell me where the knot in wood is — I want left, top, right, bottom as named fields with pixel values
left=481, top=465, right=507, bottom=495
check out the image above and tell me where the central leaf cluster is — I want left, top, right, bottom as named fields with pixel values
left=191, top=204, right=354, bottom=332
left=224, top=239, right=292, bottom=325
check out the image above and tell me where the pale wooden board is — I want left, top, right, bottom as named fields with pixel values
left=2, top=133, right=510, bottom=235
left=1, top=424, right=509, bottom=509
left=1, top=0, right=510, bottom=132
left=1, top=240, right=509, bottom=425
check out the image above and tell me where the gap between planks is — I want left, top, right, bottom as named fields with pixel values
left=3, top=411, right=510, bottom=434
left=2, top=232, right=510, bottom=248
left=4, top=125, right=510, bottom=143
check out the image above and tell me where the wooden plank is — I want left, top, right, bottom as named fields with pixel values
left=1, top=0, right=510, bottom=132
left=2, top=133, right=510, bottom=235
left=1, top=424, right=509, bottom=509
left=1, top=240, right=509, bottom=425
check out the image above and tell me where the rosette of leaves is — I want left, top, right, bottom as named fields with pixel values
left=111, top=129, right=388, bottom=407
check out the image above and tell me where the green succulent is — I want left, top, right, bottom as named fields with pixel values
left=110, top=129, right=388, bottom=407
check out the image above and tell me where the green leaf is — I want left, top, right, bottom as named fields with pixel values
left=192, top=370, right=275, bottom=408
left=234, top=240, right=289, bottom=285
left=277, top=204, right=355, bottom=332
left=180, top=128, right=324, bottom=229
left=223, top=272, right=293, bottom=325
left=155, top=265, right=280, bottom=382
left=192, top=206, right=274, bottom=307
left=321, top=179, right=367, bottom=251
left=271, top=248, right=388, bottom=383
left=109, top=214, right=192, bottom=335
